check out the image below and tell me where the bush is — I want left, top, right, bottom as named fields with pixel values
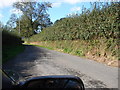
left=2, top=30, right=23, bottom=46
left=29, top=2, right=119, bottom=41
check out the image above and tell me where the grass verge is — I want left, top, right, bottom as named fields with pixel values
left=26, top=43, right=54, bottom=50
left=26, top=40, right=118, bottom=67
left=34, top=45, right=53, bottom=50
left=2, top=45, right=25, bottom=63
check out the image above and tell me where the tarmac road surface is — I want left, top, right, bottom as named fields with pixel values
left=3, top=45, right=119, bottom=89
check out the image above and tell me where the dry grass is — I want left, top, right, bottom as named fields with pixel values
left=26, top=39, right=118, bottom=67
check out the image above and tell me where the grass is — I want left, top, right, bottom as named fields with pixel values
left=26, top=39, right=118, bottom=59
left=34, top=45, right=53, bottom=50
left=25, top=40, right=86, bottom=57
left=25, top=39, right=118, bottom=67
left=2, top=45, right=25, bottom=63
left=25, top=43, right=54, bottom=50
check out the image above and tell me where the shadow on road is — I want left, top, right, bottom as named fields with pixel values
left=2, top=45, right=50, bottom=77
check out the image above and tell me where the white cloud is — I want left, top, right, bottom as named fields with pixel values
left=0, top=0, right=37, bottom=8
left=10, top=8, right=23, bottom=15
left=0, top=0, right=19, bottom=8
left=0, top=13, right=3, bottom=19
left=40, top=0, right=81, bottom=4
left=63, top=0, right=81, bottom=4
left=52, top=2, right=61, bottom=7
left=71, top=6, right=81, bottom=12
left=0, top=0, right=116, bottom=9
left=40, top=0, right=117, bottom=3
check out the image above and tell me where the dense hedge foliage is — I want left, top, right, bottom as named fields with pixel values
left=29, top=39, right=118, bottom=60
left=2, top=30, right=23, bottom=46
left=27, top=2, right=119, bottom=63
left=2, top=30, right=24, bottom=63
left=30, top=2, right=119, bottom=41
